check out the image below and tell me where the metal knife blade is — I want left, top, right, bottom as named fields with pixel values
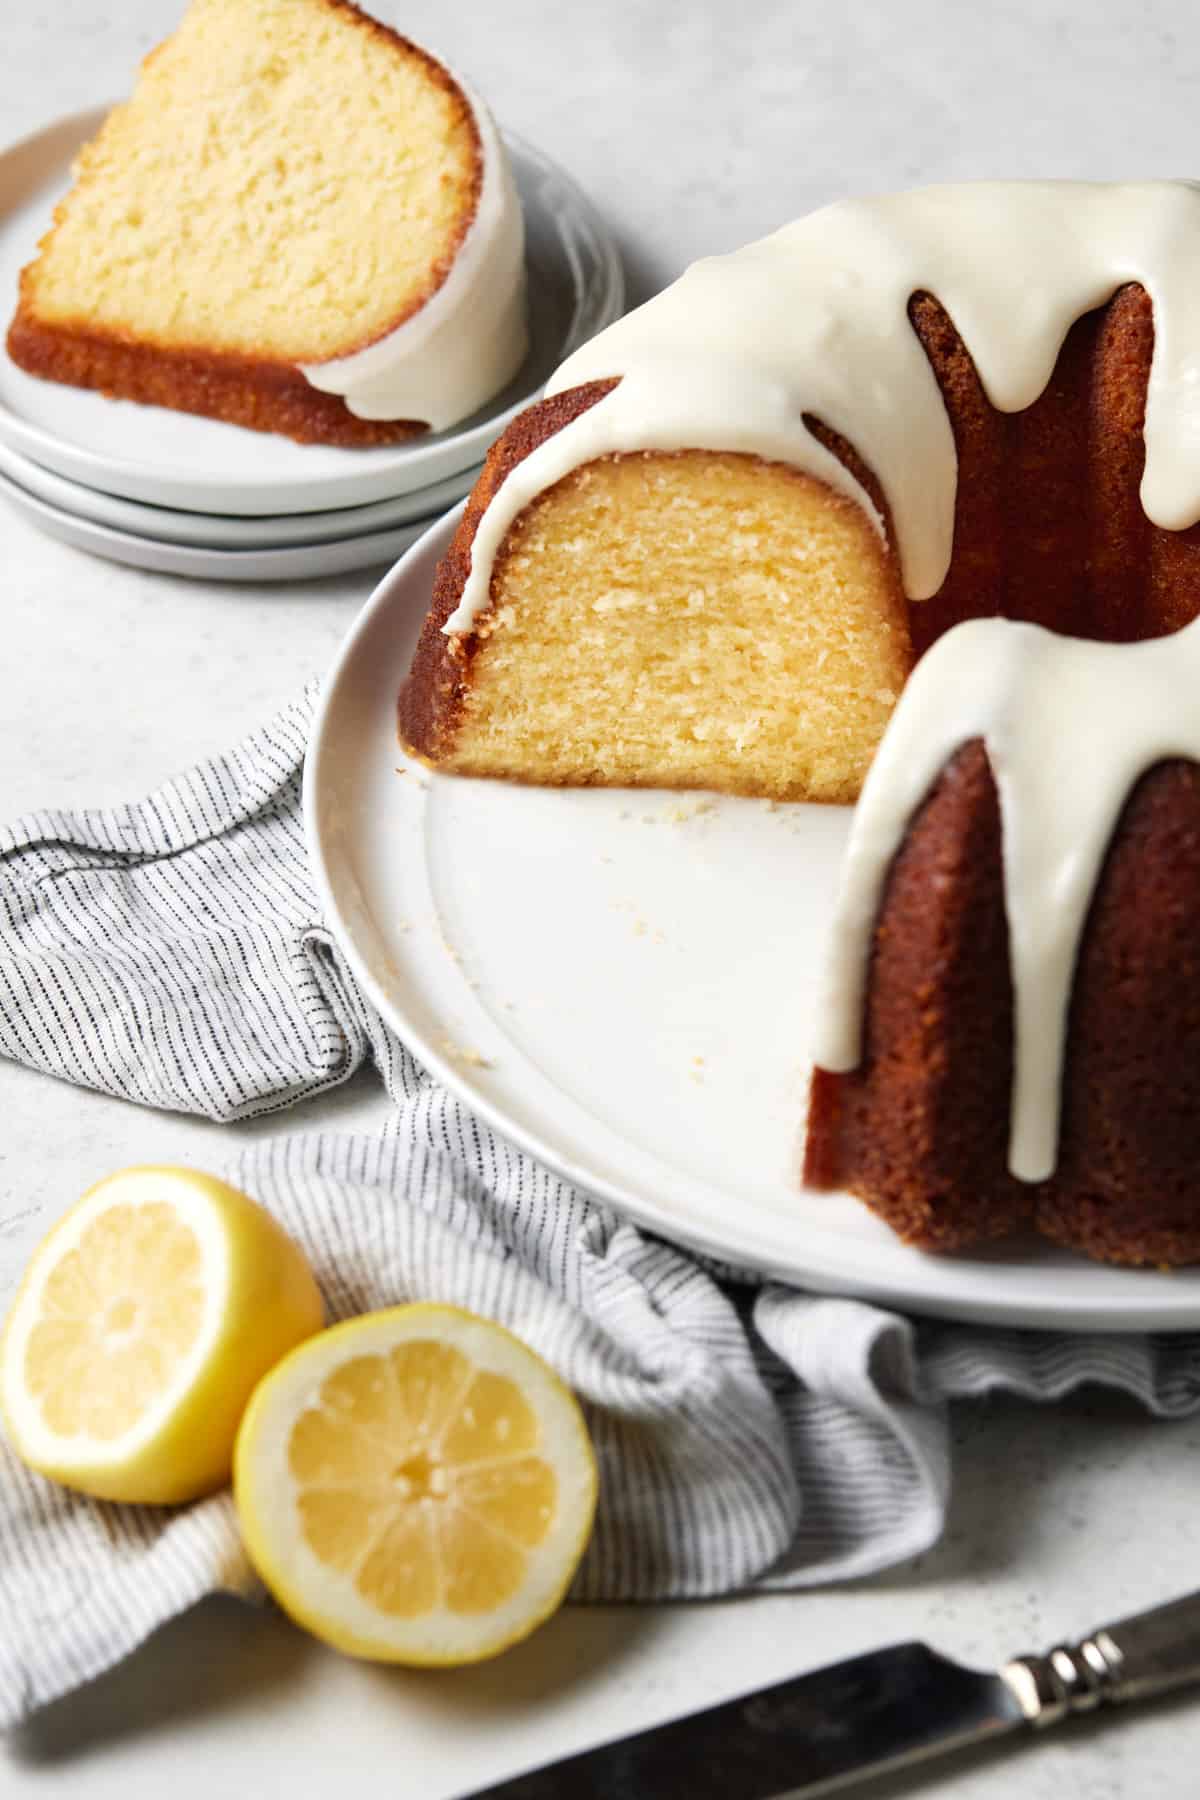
left=461, top=1641, right=1026, bottom=1799
left=462, top=1583, right=1200, bottom=1799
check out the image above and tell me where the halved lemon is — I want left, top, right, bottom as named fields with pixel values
left=233, top=1304, right=598, bottom=1665
left=0, top=1166, right=324, bottom=1504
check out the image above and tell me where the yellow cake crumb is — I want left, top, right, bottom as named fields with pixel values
left=436, top=452, right=912, bottom=804
left=19, top=0, right=480, bottom=364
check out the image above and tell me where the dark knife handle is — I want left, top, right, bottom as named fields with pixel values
left=1004, top=1586, right=1200, bottom=1726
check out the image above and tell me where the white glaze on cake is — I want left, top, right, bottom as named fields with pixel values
left=442, top=179, right=1200, bottom=633
left=812, top=613, right=1200, bottom=1182
left=300, top=71, right=527, bottom=433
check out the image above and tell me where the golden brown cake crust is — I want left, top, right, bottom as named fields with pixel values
left=804, top=744, right=1200, bottom=1266
left=904, top=283, right=1200, bottom=648
left=803, top=741, right=1031, bottom=1254
left=5, top=0, right=484, bottom=446
left=398, top=380, right=619, bottom=757
left=797, top=284, right=1200, bottom=1264
left=1039, top=756, right=1200, bottom=1265
left=5, top=313, right=426, bottom=448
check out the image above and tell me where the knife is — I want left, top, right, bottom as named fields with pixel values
left=463, top=1587, right=1200, bottom=1798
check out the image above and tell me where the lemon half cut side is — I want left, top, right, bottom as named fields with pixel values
left=0, top=1166, right=324, bottom=1504
left=234, top=1304, right=598, bottom=1666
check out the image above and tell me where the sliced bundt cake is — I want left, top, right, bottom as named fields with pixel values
left=7, top=0, right=527, bottom=445
left=399, top=182, right=1200, bottom=799
left=394, top=180, right=1200, bottom=1268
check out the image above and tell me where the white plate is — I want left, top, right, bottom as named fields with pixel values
left=0, top=110, right=623, bottom=516
left=0, top=440, right=481, bottom=548
left=0, top=466, right=433, bottom=581
left=305, top=507, right=1200, bottom=1333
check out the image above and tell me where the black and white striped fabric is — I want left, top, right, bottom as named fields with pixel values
left=3, top=688, right=1200, bottom=1728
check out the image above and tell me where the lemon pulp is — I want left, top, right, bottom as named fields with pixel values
left=234, top=1305, right=597, bottom=1664
left=290, top=1341, right=558, bottom=1617
left=25, top=1200, right=207, bottom=1440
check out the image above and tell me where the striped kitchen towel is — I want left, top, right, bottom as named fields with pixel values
left=2, top=685, right=1200, bottom=1728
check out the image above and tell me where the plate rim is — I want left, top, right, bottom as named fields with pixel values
left=0, top=107, right=624, bottom=516
left=0, top=464, right=430, bottom=579
left=304, top=506, right=1200, bottom=1333
left=0, top=437, right=482, bottom=547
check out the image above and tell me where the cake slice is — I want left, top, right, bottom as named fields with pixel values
left=7, top=0, right=527, bottom=446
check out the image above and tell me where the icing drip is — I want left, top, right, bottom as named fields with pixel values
left=443, top=179, right=1200, bottom=635
left=300, top=71, right=527, bottom=432
left=812, top=613, right=1200, bottom=1182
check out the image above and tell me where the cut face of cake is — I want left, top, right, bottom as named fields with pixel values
left=803, top=614, right=1200, bottom=1268
left=400, top=181, right=1200, bottom=799
left=401, top=387, right=910, bottom=803
left=7, top=0, right=527, bottom=445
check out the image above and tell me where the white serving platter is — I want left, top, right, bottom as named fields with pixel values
left=0, top=466, right=433, bottom=581
left=0, top=110, right=623, bottom=516
left=0, top=439, right=482, bottom=548
left=305, top=507, right=1200, bottom=1333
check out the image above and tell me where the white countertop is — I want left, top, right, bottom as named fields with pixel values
left=5, top=2, right=1200, bottom=1795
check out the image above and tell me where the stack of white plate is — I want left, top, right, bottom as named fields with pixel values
left=0, top=111, right=624, bottom=581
